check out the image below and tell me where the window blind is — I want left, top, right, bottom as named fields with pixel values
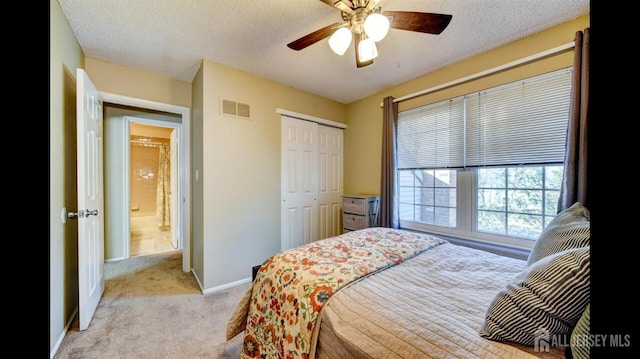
left=397, top=97, right=465, bottom=169
left=397, top=68, right=573, bottom=170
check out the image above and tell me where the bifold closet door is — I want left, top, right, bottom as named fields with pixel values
left=281, top=116, right=319, bottom=251
left=317, top=125, right=343, bottom=240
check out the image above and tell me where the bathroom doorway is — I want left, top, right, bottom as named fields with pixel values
left=129, top=121, right=180, bottom=257
left=103, top=98, right=190, bottom=270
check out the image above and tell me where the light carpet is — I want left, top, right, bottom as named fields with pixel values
left=54, top=250, right=250, bottom=358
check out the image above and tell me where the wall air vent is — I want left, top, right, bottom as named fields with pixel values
left=220, top=98, right=251, bottom=120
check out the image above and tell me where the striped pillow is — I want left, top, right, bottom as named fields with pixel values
left=527, top=202, right=590, bottom=266
left=480, top=246, right=590, bottom=346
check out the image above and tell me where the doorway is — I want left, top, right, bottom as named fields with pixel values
left=129, top=122, right=178, bottom=257
left=102, top=93, right=191, bottom=272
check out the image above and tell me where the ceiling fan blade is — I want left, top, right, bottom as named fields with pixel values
left=287, top=22, right=344, bottom=51
left=354, top=33, right=374, bottom=68
left=319, top=0, right=355, bottom=13
left=383, top=11, right=452, bottom=34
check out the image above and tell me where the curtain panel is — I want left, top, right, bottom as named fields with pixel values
left=558, top=28, right=590, bottom=212
left=379, top=96, right=399, bottom=228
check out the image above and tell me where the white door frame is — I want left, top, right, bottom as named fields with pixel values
left=101, top=92, right=191, bottom=272
left=170, top=129, right=179, bottom=249
left=125, top=116, right=182, bottom=256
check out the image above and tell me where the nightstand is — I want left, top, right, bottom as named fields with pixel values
left=342, top=194, right=380, bottom=233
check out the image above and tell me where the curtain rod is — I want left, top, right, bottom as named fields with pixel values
left=383, top=41, right=575, bottom=106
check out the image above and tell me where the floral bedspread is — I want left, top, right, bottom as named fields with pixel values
left=237, top=227, right=446, bottom=359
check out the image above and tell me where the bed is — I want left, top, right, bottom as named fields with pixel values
left=227, top=204, right=590, bottom=359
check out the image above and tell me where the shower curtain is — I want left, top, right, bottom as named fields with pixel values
left=156, top=144, right=171, bottom=229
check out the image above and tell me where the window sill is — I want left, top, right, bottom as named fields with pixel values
left=402, top=228, right=531, bottom=261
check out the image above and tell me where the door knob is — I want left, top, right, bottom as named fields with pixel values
left=67, top=209, right=99, bottom=219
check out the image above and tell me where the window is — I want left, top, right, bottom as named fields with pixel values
left=397, top=68, right=573, bottom=248
left=399, top=169, right=458, bottom=227
left=476, top=165, right=563, bottom=240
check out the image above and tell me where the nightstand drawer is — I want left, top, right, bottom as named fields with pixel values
left=343, top=197, right=367, bottom=215
left=343, top=213, right=368, bottom=230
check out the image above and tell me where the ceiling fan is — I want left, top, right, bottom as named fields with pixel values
left=287, top=0, right=452, bottom=68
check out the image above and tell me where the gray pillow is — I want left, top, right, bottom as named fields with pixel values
left=527, top=202, right=590, bottom=265
left=480, top=246, right=590, bottom=346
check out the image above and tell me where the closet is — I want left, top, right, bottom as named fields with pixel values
left=280, top=111, right=345, bottom=251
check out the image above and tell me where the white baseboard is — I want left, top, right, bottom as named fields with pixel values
left=50, top=307, right=78, bottom=359
left=202, top=277, right=252, bottom=295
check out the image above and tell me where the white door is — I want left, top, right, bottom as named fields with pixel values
left=76, top=69, right=105, bottom=330
left=281, top=116, right=318, bottom=251
left=317, top=125, right=343, bottom=239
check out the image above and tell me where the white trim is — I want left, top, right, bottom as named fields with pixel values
left=100, top=92, right=192, bottom=273
left=49, top=307, right=78, bottom=359
left=125, top=116, right=182, bottom=259
left=126, top=116, right=182, bottom=129
left=202, top=277, right=253, bottom=295
left=123, top=121, right=132, bottom=259
left=380, top=42, right=576, bottom=106
left=276, top=108, right=347, bottom=129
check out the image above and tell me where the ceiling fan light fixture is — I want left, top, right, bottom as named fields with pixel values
left=328, top=27, right=352, bottom=55
left=288, top=1, right=452, bottom=68
left=363, top=13, right=389, bottom=42
left=358, top=38, right=378, bottom=62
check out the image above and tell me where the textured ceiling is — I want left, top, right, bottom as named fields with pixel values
left=57, top=0, right=589, bottom=104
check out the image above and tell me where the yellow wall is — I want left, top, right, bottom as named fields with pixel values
left=85, top=58, right=192, bottom=108
left=343, top=14, right=590, bottom=195
left=50, top=0, right=84, bottom=354
left=190, top=65, right=205, bottom=283
left=191, top=64, right=204, bottom=282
